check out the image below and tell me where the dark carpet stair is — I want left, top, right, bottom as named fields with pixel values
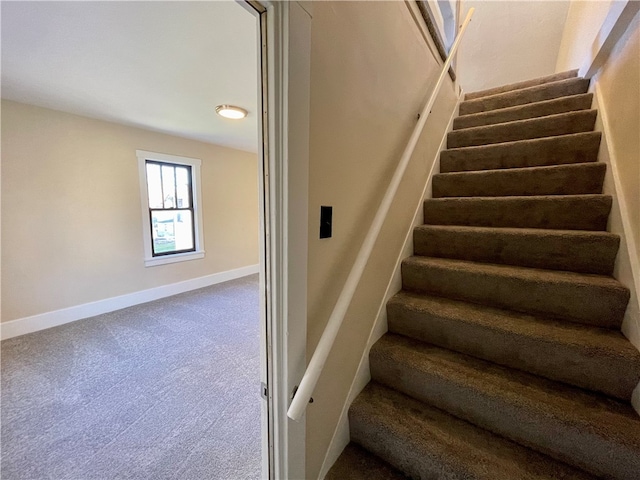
left=463, top=69, right=579, bottom=100
left=370, top=335, right=640, bottom=479
left=402, top=256, right=629, bottom=328
left=432, top=163, right=606, bottom=197
left=348, top=383, right=596, bottom=480
left=423, top=194, right=612, bottom=230
left=440, top=131, right=601, bottom=172
left=447, top=110, right=597, bottom=148
left=325, top=443, right=407, bottom=480
left=328, top=71, right=640, bottom=479
left=387, top=292, right=640, bottom=400
left=453, top=93, right=593, bottom=130
left=413, top=225, right=619, bottom=274
left=459, top=77, right=590, bottom=115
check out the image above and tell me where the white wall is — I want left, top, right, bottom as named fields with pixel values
left=556, top=0, right=613, bottom=72
left=458, top=1, right=570, bottom=94
left=1, top=100, right=259, bottom=323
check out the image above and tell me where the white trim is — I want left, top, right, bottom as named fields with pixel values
left=136, top=150, right=205, bottom=266
left=136, top=150, right=202, bottom=166
left=143, top=250, right=205, bottom=267
left=0, top=264, right=259, bottom=341
left=259, top=1, right=310, bottom=479
left=246, top=3, right=272, bottom=479
left=317, top=92, right=462, bottom=480
left=579, top=0, right=640, bottom=79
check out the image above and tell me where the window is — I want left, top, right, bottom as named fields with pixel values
left=136, top=150, right=205, bottom=266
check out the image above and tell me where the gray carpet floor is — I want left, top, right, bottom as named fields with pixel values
left=1, top=275, right=262, bottom=480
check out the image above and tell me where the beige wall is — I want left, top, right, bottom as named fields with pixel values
left=556, top=0, right=613, bottom=72
left=596, top=11, right=640, bottom=352
left=1, top=100, right=259, bottom=322
left=555, top=2, right=640, bottom=347
left=595, top=12, right=640, bottom=258
left=457, top=0, right=570, bottom=93
left=305, top=2, right=458, bottom=477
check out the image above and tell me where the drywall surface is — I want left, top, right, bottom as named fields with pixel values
left=457, top=1, right=570, bottom=94
left=1, top=100, right=259, bottom=322
left=597, top=13, right=640, bottom=252
left=596, top=13, right=640, bottom=272
left=556, top=0, right=613, bottom=72
left=305, top=1, right=457, bottom=478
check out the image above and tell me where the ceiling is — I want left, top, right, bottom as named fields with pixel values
left=1, top=1, right=259, bottom=152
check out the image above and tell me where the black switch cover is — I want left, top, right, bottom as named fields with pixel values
left=320, top=206, right=332, bottom=239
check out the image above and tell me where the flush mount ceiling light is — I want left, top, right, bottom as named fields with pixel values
left=215, top=105, right=248, bottom=120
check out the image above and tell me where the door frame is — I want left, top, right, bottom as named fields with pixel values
left=241, top=1, right=311, bottom=478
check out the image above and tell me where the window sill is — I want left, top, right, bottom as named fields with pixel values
left=144, top=250, right=205, bottom=267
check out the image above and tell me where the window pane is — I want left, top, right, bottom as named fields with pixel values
left=146, top=163, right=163, bottom=208
left=151, top=210, right=194, bottom=255
left=162, top=165, right=176, bottom=208
left=175, top=166, right=191, bottom=208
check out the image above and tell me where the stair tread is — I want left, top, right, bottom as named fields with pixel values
left=413, top=224, right=618, bottom=275
left=424, top=194, right=612, bottom=231
left=325, top=443, right=408, bottom=480
left=465, top=70, right=579, bottom=100
left=350, top=382, right=595, bottom=480
left=402, top=255, right=629, bottom=328
left=432, top=162, right=606, bottom=198
left=387, top=290, right=640, bottom=399
left=460, top=77, right=590, bottom=115
left=453, top=93, right=593, bottom=130
left=389, top=290, right=639, bottom=361
left=448, top=110, right=597, bottom=148
left=425, top=193, right=610, bottom=202
left=440, top=132, right=601, bottom=173
left=404, top=256, right=625, bottom=292
left=414, top=223, right=618, bottom=237
left=435, top=162, right=604, bottom=179
left=453, top=109, right=596, bottom=135
left=371, top=334, right=640, bottom=479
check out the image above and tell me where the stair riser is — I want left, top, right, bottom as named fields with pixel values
left=413, top=226, right=618, bottom=275
left=326, top=444, right=406, bottom=480
left=423, top=196, right=612, bottom=231
left=432, top=163, right=605, bottom=198
left=370, top=340, right=640, bottom=480
left=440, top=132, right=601, bottom=173
left=465, top=70, right=579, bottom=101
left=401, top=259, right=628, bottom=328
left=386, top=300, right=638, bottom=399
left=460, top=78, right=590, bottom=115
left=349, top=406, right=441, bottom=480
left=454, top=94, right=593, bottom=130
left=448, top=111, right=596, bottom=148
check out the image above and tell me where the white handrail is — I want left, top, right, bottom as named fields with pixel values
left=287, top=7, right=475, bottom=422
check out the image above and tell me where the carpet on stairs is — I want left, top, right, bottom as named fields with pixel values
left=328, top=70, right=640, bottom=480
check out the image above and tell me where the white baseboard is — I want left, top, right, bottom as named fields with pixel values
left=0, top=264, right=260, bottom=341
left=317, top=93, right=462, bottom=479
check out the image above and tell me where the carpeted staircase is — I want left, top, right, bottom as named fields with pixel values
left=327, top=70, right=640, bottom=479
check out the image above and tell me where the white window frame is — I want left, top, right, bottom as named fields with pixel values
left=136, top=150, right=205, bottom=267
